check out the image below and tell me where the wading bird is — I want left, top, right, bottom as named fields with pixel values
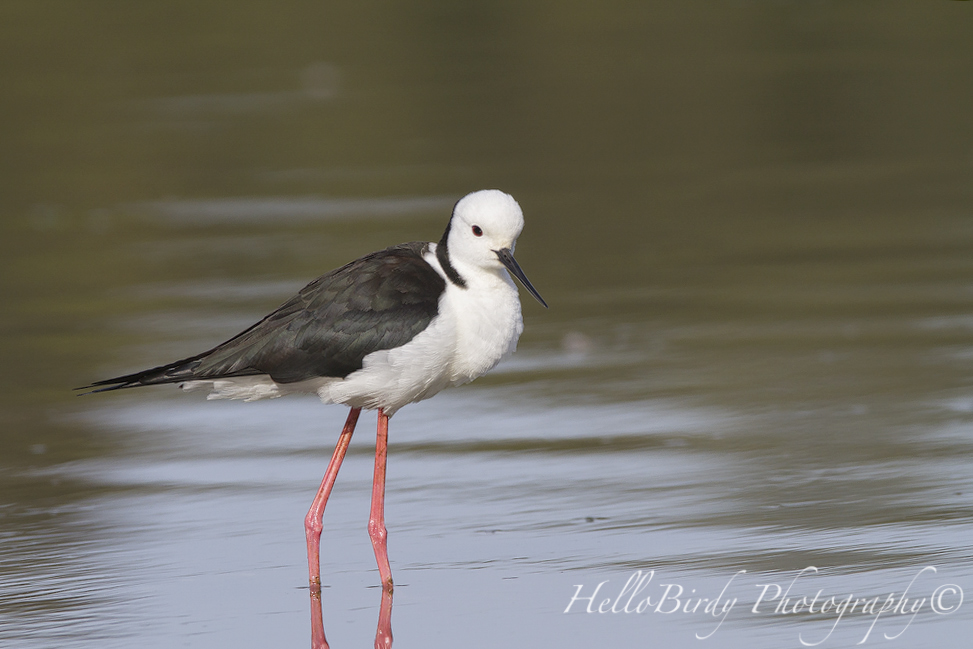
left=79, top=189, right=547, bottom=649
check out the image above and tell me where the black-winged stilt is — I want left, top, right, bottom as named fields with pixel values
left=79, top=189, right=547, bottom=649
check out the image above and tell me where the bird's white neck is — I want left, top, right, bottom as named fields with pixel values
left=424, top=243, right=523, bottom=383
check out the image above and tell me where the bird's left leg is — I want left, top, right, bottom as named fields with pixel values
left=306, top=406, right=361, bottom=649
left=369, top=408, right=393, bottom=649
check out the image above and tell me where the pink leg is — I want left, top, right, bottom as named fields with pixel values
left=369, top=408, right=394, bottom=649
left=305, top=407, right=361, bottom=649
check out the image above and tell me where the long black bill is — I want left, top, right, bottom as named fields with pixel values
left=495, top=248, right=549, bottom=308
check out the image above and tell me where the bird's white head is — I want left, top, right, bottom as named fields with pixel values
left=447, top=190, right=524, bottom=266
left=442, top=189, right=547, bottom=307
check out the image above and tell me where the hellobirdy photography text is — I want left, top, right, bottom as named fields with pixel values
left=564, top=566, right=963, bottom=646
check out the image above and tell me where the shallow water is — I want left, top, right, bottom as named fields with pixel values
left=3, top=2, right=973, bottom=648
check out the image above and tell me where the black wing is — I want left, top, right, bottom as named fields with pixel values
left=79, top=242, right=445, bottom=393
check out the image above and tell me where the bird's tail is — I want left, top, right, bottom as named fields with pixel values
left=75, top=354, right=207, bottom=395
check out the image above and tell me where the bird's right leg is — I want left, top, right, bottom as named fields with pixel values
left=306, top=406, right=362, bottom=649
left=368, top=408, right=393, bottom=649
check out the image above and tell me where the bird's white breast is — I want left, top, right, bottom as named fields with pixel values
left=437, top=256, right=523, bottom=385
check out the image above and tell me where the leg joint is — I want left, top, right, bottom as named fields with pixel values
left=367, top=520, right=388, bottom=543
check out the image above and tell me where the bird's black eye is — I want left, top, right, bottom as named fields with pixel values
left=472, top=225, right=483, bottom=237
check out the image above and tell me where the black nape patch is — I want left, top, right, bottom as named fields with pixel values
left=437, top=220, right=468, bottom=289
